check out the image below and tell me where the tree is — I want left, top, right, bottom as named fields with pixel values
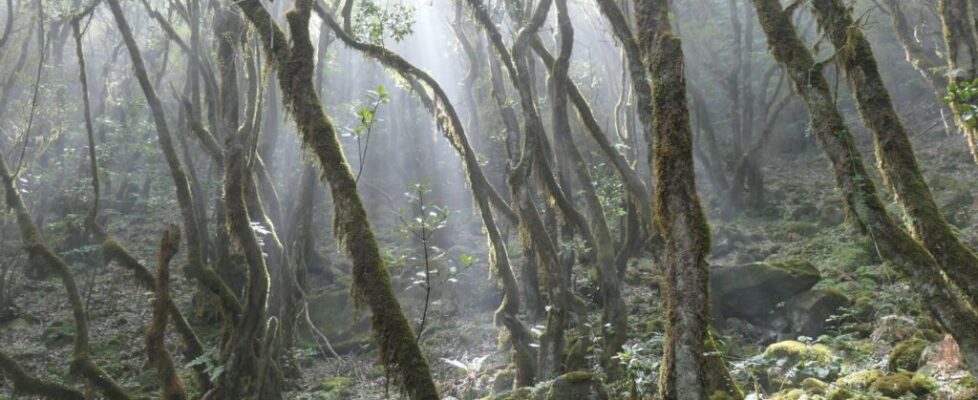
left=811, top=0, right=978, bottom=308
left=938, top=0, right=978, bottom=163
left=750, top=0, right=978, bottom=377
left=234, top=0, right=440, bottom=397
left=634, top=0, right=716, bottom=398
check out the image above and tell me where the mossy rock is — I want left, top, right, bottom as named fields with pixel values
left=712, top=259, right=820, bottom=320
left=825, top=388, right=873, bottom=400
left=951, top=376, right=978, bottom=400
left=801, top=377, right=829, bottom=394
left=768, top=389, right=824, bottom=400
left=887, top=338, right=928, bottom=372
left=785, top=289, right=850, bottom=337
left=313, top=376, right=354, bottom=399
left=835, top=369, right=884, bottom=390
left=546, top=371, right=608, bottom=400
left=758, top=341, right=837, bottom=392
left=868, top=372, right=934, bottom=397
left=492, top=368, right=515, bottom=395
left=763, top=341, right=834, bottom=365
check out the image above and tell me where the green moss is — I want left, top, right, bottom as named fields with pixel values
left=909, top=373, right=936, bottom=394
left=780, top=221, right=819, bottom=236
left=835, top=369, right=883, bottom=390
left=709, top=390, right=737, bottom=400
left=887, top=338, right=928, bottom=372
left=491, top=368, right=515, bottom=395
left=558, top=370, right=595, bottom=383
left=41, top=320, right=75, bottom=349
left=315, top=377, right=354, bottom=398
left=768, top=389, right=806, bottom=400
left=764, top=340, right=834, bottom=365
left=867, top=372, right=927, bottom=397
left=801, top=377, right=829, bottom=394
left=826, top=242, right=873, bottom=271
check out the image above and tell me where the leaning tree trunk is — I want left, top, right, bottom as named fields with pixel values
left=313, top=2, right=536, bottom=386
left=751, top=0, right=978, bottom=377
left=939, top=0, right=978, bottom=164
left=812, top=0, right=978, bottom=308
left=635, top=0, right=714, bottom=398
left=234, top=0, right=439, bottom=397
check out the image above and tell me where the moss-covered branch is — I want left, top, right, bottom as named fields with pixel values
left=0, top=137, right=130, bottom=400
left=0, top=351, right=85, bottom=400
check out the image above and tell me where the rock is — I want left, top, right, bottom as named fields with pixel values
left=545, top=372, right=609, bottom=400
left=755, top=341, right=838, bottom=391
left=835, top=369, right=883, bottom=391
left=801, top=378, right=829, bottom=394
left=785, top=289, right=850, bottom=337
left=764, top=341, right=834, bottom=365
left=887, top=338, right=928, bottom=372
left=712, top=260, right=820, bottom=321
left=871, top=315, right=917, bottom=345
left=868, top=372, right=934, bottom=397
left=314, top=377, right=354, bottom=399
left=767, top=389, right=810, bottom=400
left=491, top=369, right=515, bottom=395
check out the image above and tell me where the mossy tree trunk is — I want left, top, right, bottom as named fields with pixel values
left=0, top=137, right=130, bottom=400
left=146, top=225, right=189, bottom=400
left=750, top=0, right=978, bottom=378
left=811, top=0, right=978, bottom=308
left=107, top=0, right=242, bottom=320
left=234, top=0, right=440, bottom=397
left=313, top=2, right=537, bottom=386
left=549, top=0, right=628, bottom=372
left=939, top=0, right=978, bottom=164
left=634, top=0, right=715, bottom=398
left=881, top=0, right=949, bottom=104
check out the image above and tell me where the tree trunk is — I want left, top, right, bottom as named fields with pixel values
left=751, top=0, right=978, bottom=378
left=235, top=0, right=440, bottom=397
left=812, top=0, right=978, bottom=308
left=635, top=1, right=714, bottom=398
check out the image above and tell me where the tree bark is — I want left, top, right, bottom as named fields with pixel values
left=751, top=0, right=978, bottom=378
left=812, top=0, right=978, bottom=308
left=234, top=0, right=440, bottom=397
left=635, top=1, right=715, bottom=398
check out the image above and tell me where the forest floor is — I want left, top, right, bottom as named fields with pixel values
left=1, top=132, right=978, bottom=400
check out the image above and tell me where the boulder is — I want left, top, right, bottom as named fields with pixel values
left=750, top=341, right=839, bottom=392
left=546, top=372, right=609, bottom=400
left=785, top=289, right=850, bottom=337
left=712, top=260, right=820, bottom=321
left=888, top=338, right=928, bottom=372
